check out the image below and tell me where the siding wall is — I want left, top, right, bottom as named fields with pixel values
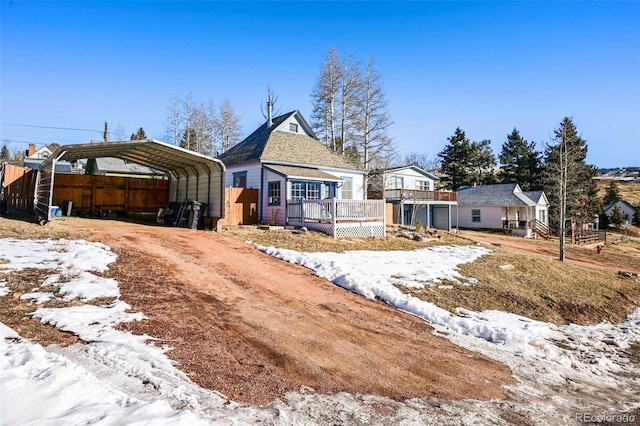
left=262, top=168, right=287, bottom=225
left=454, top=206, right=503, bottom=229
left=224, top=162, right=262, bottom=189
left=384, top=169, right=435, bottom=191
left=323, top=169, right=365, bottom=200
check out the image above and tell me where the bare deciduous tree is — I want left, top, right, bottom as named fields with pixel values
left=166, top=93, right=182, bottom=146
left=216, top=99, right=241, bottom=154
left=354, top=55, right=394, bottom=172
left=311, top=47, right=342, bottom=152
left=165, top=93, right=242, bottom=157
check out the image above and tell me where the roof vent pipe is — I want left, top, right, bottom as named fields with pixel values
left=267, top=101, right=273, bottom=129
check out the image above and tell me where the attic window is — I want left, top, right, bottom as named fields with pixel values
left=289, top=123, right=298, bottom=133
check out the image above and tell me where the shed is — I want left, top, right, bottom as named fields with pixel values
left=37, top=139, right=226, bottom=225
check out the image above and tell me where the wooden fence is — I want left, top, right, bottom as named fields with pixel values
left=1, top=164, right=37, bottom=211
left=217, top=187, right=259, bottom=226
left=52, top=174, right=169, bottom=215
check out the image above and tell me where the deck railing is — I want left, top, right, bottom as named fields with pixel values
left=287, top=198, right=386, bottom=223
left=285, top=198, right=386, bottom=238
left=381, top=189, right=457, bottom=202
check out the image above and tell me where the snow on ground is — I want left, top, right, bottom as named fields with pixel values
left=1, top=237, right=638, bottom=425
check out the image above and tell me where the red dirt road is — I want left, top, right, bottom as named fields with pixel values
left=79, top=219, right=514, bottom=405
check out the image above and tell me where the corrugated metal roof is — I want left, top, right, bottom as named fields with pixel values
left=37, top=139, right=226, bottom=220
left=41, top=139, right=225, bottom=179
left=264, top=165, right=344, bottom=182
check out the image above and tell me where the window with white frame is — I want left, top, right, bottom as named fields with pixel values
left=268, top=181, right=280, bottom=205
left=306, top=182, right=320, bottom=200
left=341, top=177, right=353, bottom=199
left=472, top=209, right=481, bottom=223
left=416, top=180, right=429, bottom=190
left=291, top=182, right=304, bottom=201
left=389, top=175, right=404, bottom=189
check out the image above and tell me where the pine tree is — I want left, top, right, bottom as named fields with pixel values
left=437, top=128, right=473, bottom=190
left=602, top=180, right=621, bottom=205
left=610, top=205, right=624, bottom=229
left=179, top=128, right=198, bottom=151
left=542, top=117, right=598, bottom=261
left=499, top=128, right=542, bottom=190
left=0, top=144, right=10, bottom=161
left=633, top=205, right=640, bottom=226
left=469, top=139, right=497, bottom=185
left=130, top=127, right=147, bottom=140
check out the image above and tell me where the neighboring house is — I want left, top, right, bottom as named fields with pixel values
left=368, top=165, right=457, bottom=230
left=454, top=183, right=549, bottom=237
left=85, top=157, right=165, bottom=178
left=604, top=199, right=636, bottom=226
left=218, top=109, right=367, bottom=227
left=23, top=143, right=84, bottom=173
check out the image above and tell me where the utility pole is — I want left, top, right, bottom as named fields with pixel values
left=103, top=121, right=108, bottom=141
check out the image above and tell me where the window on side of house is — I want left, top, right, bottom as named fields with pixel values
left=289, top=123, right=298, bottom=132
left=389, top=175, right=403, bottom=189
left=233, top=171, right=247, bottom=188
left=416, top=180, right=429, bottom=190
left=268, top=181, right=281, bottom=205
left=291, top=182, right=304, bottom=201
left=306, top=182, right=320, bottom=200
left=472, top=209, right=481, bottom=223
left=341, top=177, right=353, bottom=199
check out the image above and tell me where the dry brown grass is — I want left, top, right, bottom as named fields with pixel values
left=597, top=179, right=640, bottom=205
left=404, top=246, right=640, bottom=326
left=222, top=224, right=465, bottom=252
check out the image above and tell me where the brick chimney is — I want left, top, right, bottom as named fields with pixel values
left=27, top=143, right=36, bottom=157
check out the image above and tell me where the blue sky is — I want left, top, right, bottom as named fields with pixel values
left=1, top=1, right=638, bottom=168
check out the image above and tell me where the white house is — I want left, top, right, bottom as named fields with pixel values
left=368, top=165, right=457, bottom=231
left=604, top=199, right=636, bottom=226
left=453, top=183, right=549, bottom=237
left=218, top=108, right=371, bottom=234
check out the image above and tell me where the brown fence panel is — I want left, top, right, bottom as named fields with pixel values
left=52, top=174, right=169, bottom=215
left=219, top=187, right=259, bottom=226
left=3, top=165, right=37, bottom=211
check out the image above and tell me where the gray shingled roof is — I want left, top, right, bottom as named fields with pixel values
left=219, top=111, right=362, bottom=171
left=457, top=183, right=537, bottom=206
left=265, top=165, right=344, bottom=181
left=523, top=191, right=544, bottom=204
left=95, top=157, right=163, bottom=175
left=24, top=159, right=72, bottom=173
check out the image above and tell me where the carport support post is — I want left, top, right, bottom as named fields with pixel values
left=47, top=158, right=57, bottom=220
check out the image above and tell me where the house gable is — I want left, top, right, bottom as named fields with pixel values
left=604, top=199, right=636, bottom=220
left=219, top=109, right=362, bottom=174
left=381, top=166, right=438, bottom=191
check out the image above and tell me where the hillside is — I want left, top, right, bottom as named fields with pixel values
left=597, top=179, right=640, bottom=205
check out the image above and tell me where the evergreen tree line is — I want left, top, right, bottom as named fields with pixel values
left=435, top=117, right=640, bottom=231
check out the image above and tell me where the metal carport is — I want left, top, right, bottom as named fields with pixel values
left=37, top=139, right=226, bottom=226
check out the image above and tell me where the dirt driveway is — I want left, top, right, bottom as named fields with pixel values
left=77, top=219, right=514, bottom=405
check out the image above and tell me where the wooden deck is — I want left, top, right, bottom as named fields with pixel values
left=286, top=199, right=386, bottom=238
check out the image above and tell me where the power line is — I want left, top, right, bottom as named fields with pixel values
left=5, top=123, right=102, bottom=133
